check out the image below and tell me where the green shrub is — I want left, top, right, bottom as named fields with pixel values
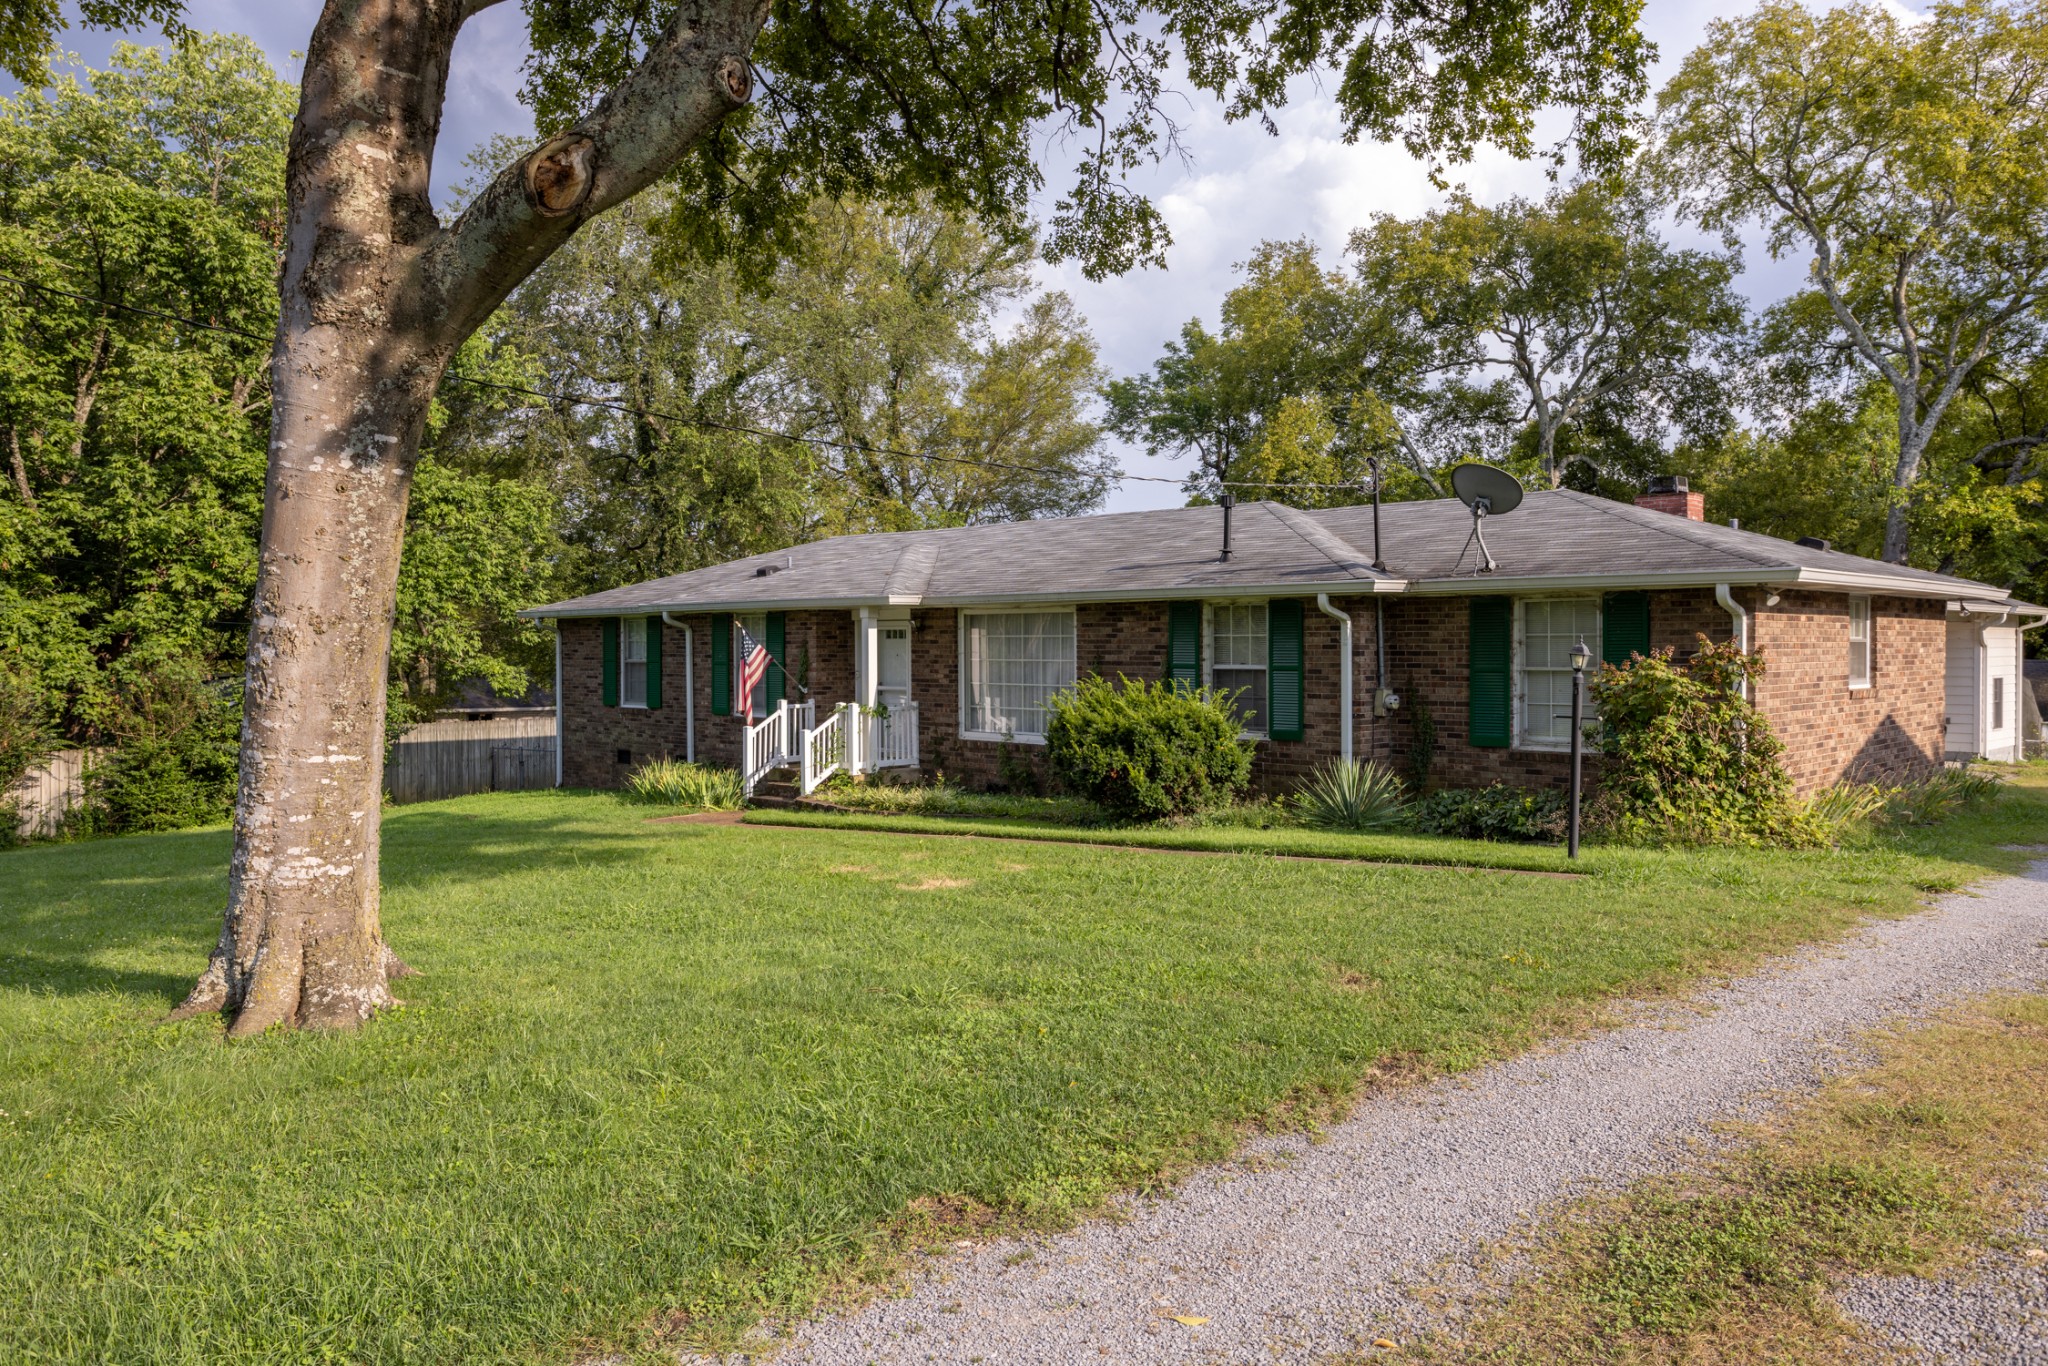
left=1293, top=759, right=1409, bottom=832
left=623, top=758, right=744, bottom=810
left=1044, top=675, right=1253, bottom=821
left=1410, top=783, right=1568, bottom=842
left=72, top=670, right=242, bottom=836
left=1811, top=765, right=2004, bottom=839
left=1591, top=637, right=1821, bottom=847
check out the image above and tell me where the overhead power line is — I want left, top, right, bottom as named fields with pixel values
left=0, top=270, right=1371, bottom=495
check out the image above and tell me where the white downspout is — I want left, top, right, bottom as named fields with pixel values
left=1316, top=593, right=1354, bottom=763
left=1715, top=584, right=1750, bottom=702
left=661, top=612, right=695, bottom=764
left=552, top=620, right=563, bottom=787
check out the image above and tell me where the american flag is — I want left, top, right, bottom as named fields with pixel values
left=737, top=621, right=771, bottom=723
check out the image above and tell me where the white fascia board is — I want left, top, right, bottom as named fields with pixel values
left=1401, top=566, right=1976, bottom=600
left=519, top=596, right=888, bottom=619
left=916, top=579, right=1406, bottom=607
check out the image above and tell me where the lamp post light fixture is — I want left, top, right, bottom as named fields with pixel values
left=1568, top=637, right=1592, bottom=858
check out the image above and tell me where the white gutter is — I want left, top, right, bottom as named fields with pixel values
left=552, top=621, right=563, bottom=788
left=1715, top=583, right=1750, bottom=702
left=1316, top=593, right=1354, bottom=763
left=660, top=612, right=695, bottom=764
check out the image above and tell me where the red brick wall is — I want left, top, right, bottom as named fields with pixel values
left=1369, top=588, right=1737, bottom=793
left=559, top=609, right=857, bottom=788
left=1750, top=590, right=1944, bottom=792
left=909, top=598, right=1373, bottom=795
left=555, top=586, right=1946, bottom=801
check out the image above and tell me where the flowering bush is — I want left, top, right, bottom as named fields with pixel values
left=1591, top=637, right=1822, bottom=846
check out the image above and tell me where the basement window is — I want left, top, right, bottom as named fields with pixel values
left=1848, top=597, right=1872, bottom=690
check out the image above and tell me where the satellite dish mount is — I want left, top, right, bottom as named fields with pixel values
left=1450, top=464, right=1525, bottom=575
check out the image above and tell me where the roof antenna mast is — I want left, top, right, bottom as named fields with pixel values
left=1366, top=457, right=1387, bottom=572
left=1218, top=490, right=1235, bottom=562
left=1450, top=463, right=1525, bottom=575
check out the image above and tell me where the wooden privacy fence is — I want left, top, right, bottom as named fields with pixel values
left=7, top=748, right=100, bottom=840
left=385, top=716, right=558, bottom=805
left=6, top=720, right=556, bottom=835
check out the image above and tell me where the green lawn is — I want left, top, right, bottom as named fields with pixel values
left=3, top=773, right=2044, bottom=1364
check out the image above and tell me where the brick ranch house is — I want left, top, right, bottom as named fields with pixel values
left=522, top=481, right=2047, bottom=799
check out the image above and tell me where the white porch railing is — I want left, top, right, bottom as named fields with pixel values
left=800, top=703, right=853, bottom=795
left=868, top=701, right=920, bottom=769
left=742, top=699, right=811, bottom=796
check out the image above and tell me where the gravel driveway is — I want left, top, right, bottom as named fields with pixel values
left=700, top=859, right=2048, bottom=1365
left=1837, top=1191, right=2048, bottom=1364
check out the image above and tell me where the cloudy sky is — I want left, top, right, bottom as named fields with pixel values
left=36, top=1, right=1916, bottom=509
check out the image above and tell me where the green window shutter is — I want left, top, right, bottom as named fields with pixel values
left=1167, top=601, right=1201, bottom=687
left=766, top=612, right=787, bottom=701
left=1601, top=591, right=1650, bottom=669
left=710, top=612, right=730, bottom=716
left=600, top=618, right=620, bottom=708
left=1469, top=597, right=1511, bottom=748
left=644, top=616, right=663, bottom=710
left=1267, top=599, right=1305, bottom=741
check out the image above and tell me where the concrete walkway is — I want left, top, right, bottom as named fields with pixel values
left=700, top=860, right=2048, bottom=1365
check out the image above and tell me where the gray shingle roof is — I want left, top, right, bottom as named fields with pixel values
left=522, top=491, right=2008, bottom=618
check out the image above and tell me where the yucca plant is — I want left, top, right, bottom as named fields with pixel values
left=1293, top=758, right=1409, bottom=832
left=624, top=758, right=744, bottom=810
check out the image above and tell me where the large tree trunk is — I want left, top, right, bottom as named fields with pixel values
left=172, top=0, right=764, bottom=1033
left=169, top=337, right=436, bottom=1034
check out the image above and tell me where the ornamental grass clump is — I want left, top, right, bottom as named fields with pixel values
left=623, top=758, right=744, bottom=810
left=1044, top=675, right=1253, bottom=821
left=1293, top=759, right=1409, bottom=832
left=1591, top=637, right=1822, bottom=847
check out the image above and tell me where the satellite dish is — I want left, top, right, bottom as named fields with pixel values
left=1449, top=463, right=1524, bottom=574
left=1452, top=463, right=1524, bottom=516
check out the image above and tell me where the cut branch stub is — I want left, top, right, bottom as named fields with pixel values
left=523, top=135, right=599, bottom=217
left=717, top=55, right=752, bottom=106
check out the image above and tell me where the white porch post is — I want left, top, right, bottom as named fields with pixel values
left=856, top=607, right=880, bottom=774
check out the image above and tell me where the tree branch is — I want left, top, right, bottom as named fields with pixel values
left=423, top=0, right=769, bottom=347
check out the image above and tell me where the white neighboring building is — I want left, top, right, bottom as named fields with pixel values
left=1945, top=599, right=2048, bottom=762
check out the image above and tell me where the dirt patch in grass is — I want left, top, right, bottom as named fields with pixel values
left=1379, top=993, right=2048, bottom=1365
left=896, top=876, right=974, bottom=891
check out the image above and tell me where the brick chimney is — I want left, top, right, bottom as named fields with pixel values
left=1636, top=474, right=1704, bottom=521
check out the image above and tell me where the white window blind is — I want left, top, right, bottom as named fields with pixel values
left=1209, top=603, right=1269, bottom=736
left=1848, top=597, right=1872, bottom=689
left=961, top=611, right=1076, bottom=741
left=1519, top=599, right=1600, bottom=748
left=621, top=617, right=649, bottom=708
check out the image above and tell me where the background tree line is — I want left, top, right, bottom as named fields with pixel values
left=3, top=1, right=2044, bottom=838
left=0, top=35, right=1112, bottom=832
left=1111, top=0, right=2048, bottom=607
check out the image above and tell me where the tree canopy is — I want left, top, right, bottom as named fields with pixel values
left=1654, top=0, right=2048, bottom=564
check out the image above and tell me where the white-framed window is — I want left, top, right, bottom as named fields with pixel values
left=1516, top=598, right=1601, bottom=750
left=737, top=612, right=770, bottom=718
left=959, top=609, right=1076, bottom=743
left=1207, top=602, right=1269, bottom=736
left=621, top=617, right=649, bottom=708
left=1848, top=596, right=1872, bottom=689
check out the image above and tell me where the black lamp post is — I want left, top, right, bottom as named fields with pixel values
left=1568, top=637, right=1591, bottom=858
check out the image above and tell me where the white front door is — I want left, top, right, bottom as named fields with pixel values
left=878, top=624, right=912, bottom=709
